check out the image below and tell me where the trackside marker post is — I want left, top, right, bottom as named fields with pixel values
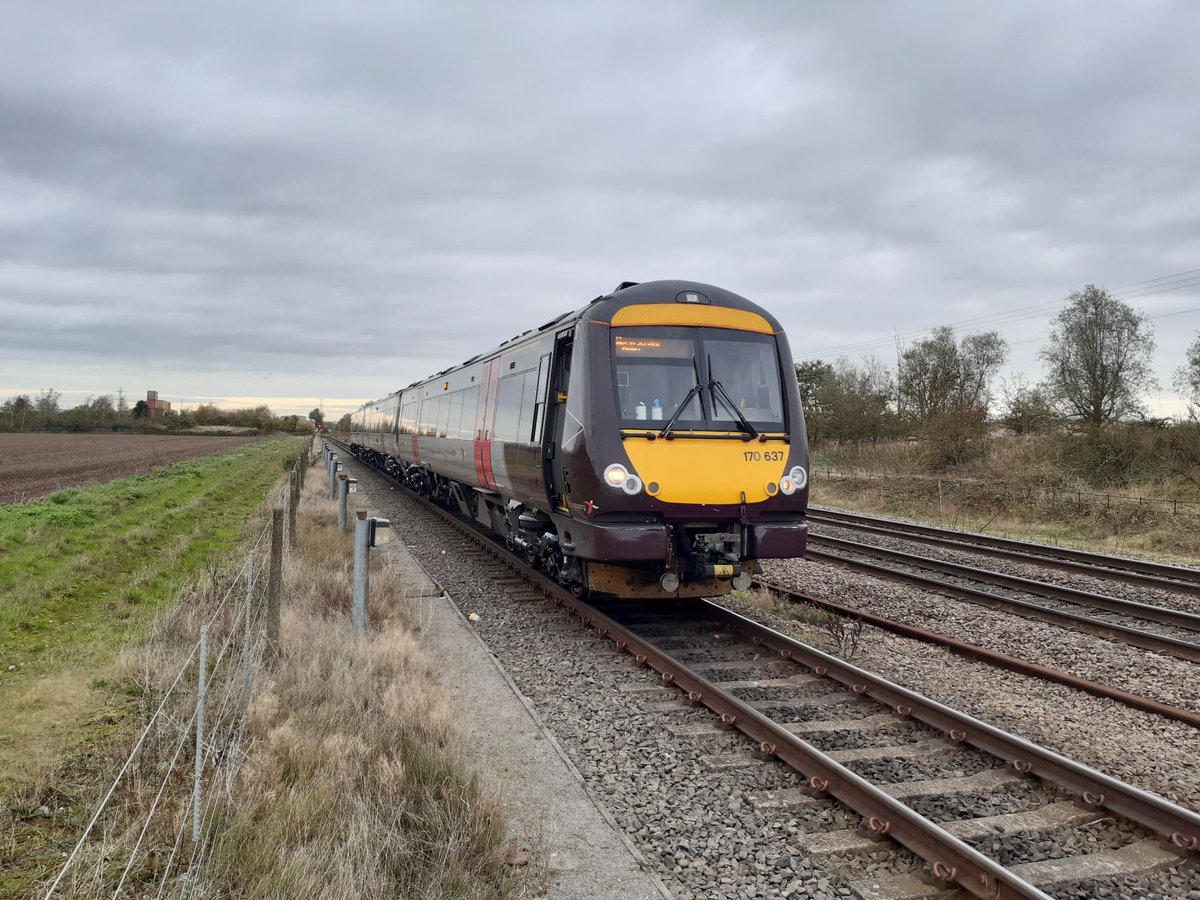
left=351, top=512, right=392, bottom=635
left=352, top=511, right=369, bottom=634
left=327, top=456, right=342, bottom=501
left=337, top=474, right=358, bottom=532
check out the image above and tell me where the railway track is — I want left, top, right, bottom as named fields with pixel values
left=803, top=535, right=1200, bottom=665
left=808, top=508, right=1200, bottom=598
left=327, top=437, right=1200, bottom=900
left=750, top=576, right=1200, bottom=730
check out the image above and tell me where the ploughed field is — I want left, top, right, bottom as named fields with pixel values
left=0, top=433, right=264, bottom=503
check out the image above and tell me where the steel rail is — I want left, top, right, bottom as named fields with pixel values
left=699, top=602, right=1200, bottom=855
left=405, top=505, right=1053, bottom=898
left=327, top=436, right=1200, bottom=896
left=806, top=544, right=1200, bottom=664
left=811, top=534, right=1200, bottom=632
left=752, top=576, right=1200, bottom=730
left=809, top=508, right=1200, bottom=596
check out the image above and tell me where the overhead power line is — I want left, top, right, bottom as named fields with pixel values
left=798, top=268, right=1200, bottom=361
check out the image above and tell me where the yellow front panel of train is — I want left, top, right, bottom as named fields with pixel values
left=621, top=434, right=789, bottom=504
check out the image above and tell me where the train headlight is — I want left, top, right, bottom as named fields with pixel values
left=778, top=476, right=796, bottom=495
left=604, top=463, right=643, bottom=495
left=604, top=463, right=629, bottom=487
left=789, top=466, right=808, bottom=490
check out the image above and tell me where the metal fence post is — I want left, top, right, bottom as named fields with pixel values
left=328, top=456, right=339, bottom=501
left=193, top=625, right=208, bottom=843
left=266, top=507, right=283, bottom=665
left=352, top=511, right=369, bottom=635
left=338, top=474, right=350, bottom=532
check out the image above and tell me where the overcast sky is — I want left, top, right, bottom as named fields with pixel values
left=2, top=2, right=1199, bottom=419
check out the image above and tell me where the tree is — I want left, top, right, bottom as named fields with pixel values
left=999, top=376, right=1056, bottom=435
left=1176, top=331, right=1200, bottom=417
left=1040, top=284, right=1156, bottom=425
left=794, top=360, right=835, bottom=441
left=308, top=407, right=325, bottom=427
left=899, top=326, right=1008, bottom=420
left=132, top=399, right=150, bottom=419
left=336, top=413, right=353, bottom=431
left=34, top=388, right=62, bottom=425
left=821, top=357, right=902, bottom=445
left=2, top=394, right=32, bottom=430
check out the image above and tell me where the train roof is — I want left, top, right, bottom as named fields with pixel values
left=356, top=279, right=781, bottom=409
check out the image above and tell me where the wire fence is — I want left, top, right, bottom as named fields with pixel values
left=41, top=441, right=314, bottom=900
left=815, top=467, right=1200, bottom=517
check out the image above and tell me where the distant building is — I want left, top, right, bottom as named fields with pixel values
left=146, top=390, right=171, bottom=416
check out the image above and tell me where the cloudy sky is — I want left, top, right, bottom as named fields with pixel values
left=2, top=2, right=1198, bottom=418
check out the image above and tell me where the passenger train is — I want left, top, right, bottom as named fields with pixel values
left=344, top=280, right=809, bottom=599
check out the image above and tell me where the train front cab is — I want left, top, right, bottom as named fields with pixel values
left=545, top=282, right=809, bottom=599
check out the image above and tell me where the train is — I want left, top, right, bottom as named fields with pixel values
left=342, top=279, right=809, bottom=599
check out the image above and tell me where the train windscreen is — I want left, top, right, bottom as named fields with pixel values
left=612, top=327, right=784, bottom=430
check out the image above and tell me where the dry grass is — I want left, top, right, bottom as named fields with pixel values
left=13, top=456, right=517, bottom=899
left=200, top=478, right=516, bottom=900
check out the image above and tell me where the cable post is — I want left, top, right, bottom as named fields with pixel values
left=352, top=511, right=369, bottom=635
left=338, top=473, right=350, bottom=532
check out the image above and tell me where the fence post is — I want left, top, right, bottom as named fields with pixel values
left=328, top=455, right=338, bottom=501
left=352, top=511, right=369, bottom=635
left=265, top=507, right=283, bottom=665
left=241, top=550, right=256, bottom=688
left=287, top=472, right=299, bottom=551
left=193, top=625, right=208, bottom=843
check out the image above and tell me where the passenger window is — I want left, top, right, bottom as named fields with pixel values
left=495, top=375, right=524, bottom=443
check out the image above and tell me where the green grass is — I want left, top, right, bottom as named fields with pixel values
left=0, top=439, right=300, bottom=788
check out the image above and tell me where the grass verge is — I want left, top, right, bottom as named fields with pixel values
left=202, top=479, right=516, bottom=899
left=812, top=474, right=1200, bottom=563
left=6, top=461, right=518, bottom=899
left=0, top=439, right=302, bottom=897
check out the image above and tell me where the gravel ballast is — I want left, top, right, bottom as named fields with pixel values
left=344, top=457, right=1200, bottom=898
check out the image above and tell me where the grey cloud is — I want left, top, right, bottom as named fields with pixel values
left=2, top=1, right=1199, bottom=414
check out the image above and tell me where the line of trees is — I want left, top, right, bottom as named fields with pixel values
left=798, top=284, right=1200, bottom=464
left=0, top=390, right=318, bottom=433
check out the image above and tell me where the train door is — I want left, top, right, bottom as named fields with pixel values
left=473, top=359, right=499, bottom=490
left=542, top=333, right=574, bottom=511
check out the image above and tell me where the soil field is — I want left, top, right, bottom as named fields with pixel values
left=0, top=433, right=265, bottom=503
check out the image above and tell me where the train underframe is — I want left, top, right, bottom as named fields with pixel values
left=350, top=444, right=760, bottom=600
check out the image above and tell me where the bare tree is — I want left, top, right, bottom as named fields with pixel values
left=2, top=394, right=32, bottom=430
left=35, top=388, right=62, bottom=425
left=794, top=360, right=835, bottom=442
left=1040, top=285, right=1156, bottom=425
left=899, top=326, right=1008, bottom=419
left=1176, top=331, right=1200, bottom=418
left=821, top=356, right=902, bottom=445
left=999, top=375, right=1056, bottom=435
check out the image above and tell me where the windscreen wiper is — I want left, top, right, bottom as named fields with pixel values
left=708, top=378, right=758, bottom=439
left=658, top=382, right=704, bottom=438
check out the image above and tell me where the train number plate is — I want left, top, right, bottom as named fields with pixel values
left=742, top=450, right=785, bottom=462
